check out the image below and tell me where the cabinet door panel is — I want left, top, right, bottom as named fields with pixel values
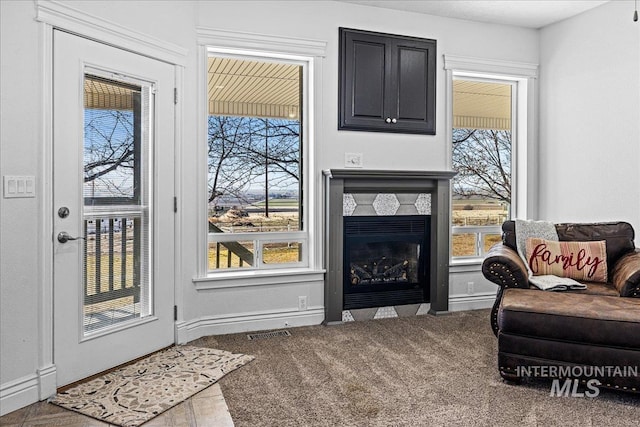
left=393, top=42, right=436, bottom=134
left=397, top=47, right=427, bottom=120
left=340, top=29, right=390, bottom=131
left=352, top=41, right=386, bottom=119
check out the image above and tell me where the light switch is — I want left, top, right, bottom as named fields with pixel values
left=4, top=176, right=36, bottom=198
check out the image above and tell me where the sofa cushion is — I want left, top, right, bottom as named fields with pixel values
left=525, top=238, right=608, bottom=282
left=502, top=221, right=635, bottom=270
left=567, top=281, right=620, bottom=297
left=556, top=222, right=636, bottom=272
left=498, top=289, right=640, bottom=348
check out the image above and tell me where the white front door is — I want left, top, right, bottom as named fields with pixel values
left=53, top=30, right=176, bottom=386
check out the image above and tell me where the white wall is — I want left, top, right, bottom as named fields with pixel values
left=539, top=0, right=640, bottom=239
left=0, top=0, right=43, bottom=412
left=1, top=0, right=538, bottom=413
left=180, top=0, right=538, bottom=337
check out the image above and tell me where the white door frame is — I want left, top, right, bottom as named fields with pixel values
left=36, top=0, right=186, bottom=399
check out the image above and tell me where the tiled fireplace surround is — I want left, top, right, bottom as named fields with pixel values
left=323, top=170, right=456, bottom=324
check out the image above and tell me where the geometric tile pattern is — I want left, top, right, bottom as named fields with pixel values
left=340, top=194, right=432, bottom=317
left=373, top=306, right=398, bottom=319
left=414, top=193, right=432, bottom=215
left=416, top=303, right=432, bottom=316
left=343, top=193, right=357, bottom=216
left=341, top=310, right=355, bottom=322
left=343, top=193, right=432, bottom=217
left=372, top=193, right=400, bottom=215
left=342, top=303, right=431, bottom=323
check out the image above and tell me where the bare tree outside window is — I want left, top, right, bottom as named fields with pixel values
left=451, top=127, right=512, bottom=257
left=452, top=128, right=511, bottom=204
left=84, top=108, right=136, bottom=200
left=207, top=115, right=301, bottom=232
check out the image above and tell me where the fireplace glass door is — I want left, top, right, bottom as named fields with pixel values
left=343, top=215, right=429, bottom=309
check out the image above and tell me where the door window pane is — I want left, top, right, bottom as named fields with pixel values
left=83, top=74, right=152, bottom=335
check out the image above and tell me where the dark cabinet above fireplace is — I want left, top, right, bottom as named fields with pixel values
left=338, top=28, right=437, bottom=135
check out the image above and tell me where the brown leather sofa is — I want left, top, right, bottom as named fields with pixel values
left=482, top=221, right=640, bottom=392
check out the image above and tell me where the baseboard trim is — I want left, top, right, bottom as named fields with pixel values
left=0, top=364, right=57, bottom=416
left=176, top=307, right=325, bottom=343
left=449, top=293, right=496, bottom=312
left=37, top=364, right=57, bottom=399
left=1, top=375, right=39, bottom=416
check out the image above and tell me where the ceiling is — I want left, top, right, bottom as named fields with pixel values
left=453, top=80, right=511, bottom=130
left=335, top=0, right=610, bottom=29
left=208, top=56, right=301, bottom=120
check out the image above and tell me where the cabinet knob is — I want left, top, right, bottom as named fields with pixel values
left=391, top=118, right=397, bottom=124
left=385, top=117, right=392, bottom=123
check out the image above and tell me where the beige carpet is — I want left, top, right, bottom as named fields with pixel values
left=192, top=310, right=639, bottom=427
left=50, top=345, right=253, bottom=427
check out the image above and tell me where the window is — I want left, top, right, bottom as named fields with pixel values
left=83, top=73, right=153, bottom=334
left=205, top=54, right=308, bottom=271
left=445, top=55, right=537, bottom=262
left=451, top=77, right=515, bottom=259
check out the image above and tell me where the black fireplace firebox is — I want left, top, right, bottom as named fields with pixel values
left=343, top=215, right=430, bottom=309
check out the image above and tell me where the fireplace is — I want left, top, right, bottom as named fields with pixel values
left=343, top=215, right=429, bottom=309
left=323, top=169, right=456, bottom=324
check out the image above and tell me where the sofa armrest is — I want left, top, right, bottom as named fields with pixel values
left=611, top=249, right=640, bottom=297
left=483, top=243, right=530, bottom=337
left=482, top=243, right=529, bottom=290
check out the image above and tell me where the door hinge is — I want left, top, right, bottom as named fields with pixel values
left=174, top=88, right=178, bottom=104
left=174, top=196, right=177, bottom=213
left=174, top=305, right=178, bottom=321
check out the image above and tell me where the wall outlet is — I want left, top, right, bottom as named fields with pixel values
left=345, top=152, right=363, bottom=168
left=298, top=296, right=308, bottom=311
left=467, top=282, right=475, bottom=295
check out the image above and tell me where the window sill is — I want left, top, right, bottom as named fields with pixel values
left=450, top=258, right=483, bottom=273
left=193, top=267, right=326, bottom=290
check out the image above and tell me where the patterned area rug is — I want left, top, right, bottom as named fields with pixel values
left=50, top=345, right=254, bottom=427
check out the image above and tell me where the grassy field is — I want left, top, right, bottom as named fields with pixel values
left=208, top=241, right=301, bottom=269
left=84, top=253, right=134, bottom=294
left=251, top=199, right=299, bottom=208
left=208, top=206, right=508, bottom=267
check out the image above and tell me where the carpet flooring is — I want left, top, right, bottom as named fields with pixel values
left=190, top=309, right=639, bottom=427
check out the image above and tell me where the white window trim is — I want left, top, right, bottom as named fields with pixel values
left=444, top=55, right=538, bottom=265
left=195, top=29, right=327, bottom=280
left=36, top=0, right=188, bottom=65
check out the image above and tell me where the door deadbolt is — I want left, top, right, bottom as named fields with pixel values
left=58, top=207, right=70, bottom=218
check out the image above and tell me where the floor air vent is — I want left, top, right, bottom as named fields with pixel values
left=247, top=330, right=291, bottom=340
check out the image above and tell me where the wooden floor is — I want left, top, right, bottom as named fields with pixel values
left=0, top=384, right=234, bottom=427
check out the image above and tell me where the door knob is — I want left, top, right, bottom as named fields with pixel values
left=57, top=231, right=84, bottom=243
left=385, top=117, right=392, bottom=123
left=391, top=118, right=397, bottom=124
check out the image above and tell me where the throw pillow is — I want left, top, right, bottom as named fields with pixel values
left=525, top=238, right=608, bottom=282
